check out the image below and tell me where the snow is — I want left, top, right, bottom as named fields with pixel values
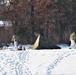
left=0, top=21, right=4, bottom=27
left=0, top=44, right=76, bottom=75
left=2, top=43, right=69, bottom=50
left=0, top=21, right=4, bottom=24
left=57, top=44, right=69, bottom=49
left=0, top=21, right=12, bottom=27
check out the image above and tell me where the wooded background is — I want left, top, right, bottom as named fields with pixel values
left=0, top=0, right=76, bottom=44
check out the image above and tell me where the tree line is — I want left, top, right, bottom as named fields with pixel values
left=0, top=0, right=76, bottom=44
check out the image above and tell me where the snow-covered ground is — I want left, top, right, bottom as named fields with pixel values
left=57, top=43, right=69, bottom=49
left=0, top=44, right=76, bottom=75
left=2, top=43, right=69, bottom=50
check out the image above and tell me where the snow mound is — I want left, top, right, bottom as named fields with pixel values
left=57, top=44, right=69, bottom=49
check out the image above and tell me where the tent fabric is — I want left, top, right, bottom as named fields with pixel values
left=30, top=35, right=61, bottom=49
left=30, top=34, right=40, bottom=49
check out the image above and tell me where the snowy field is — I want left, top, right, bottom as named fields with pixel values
left=0, top=44, right=76, bottom=75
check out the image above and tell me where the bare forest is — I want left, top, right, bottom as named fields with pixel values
left=0, top=0, right=76, bottom=44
